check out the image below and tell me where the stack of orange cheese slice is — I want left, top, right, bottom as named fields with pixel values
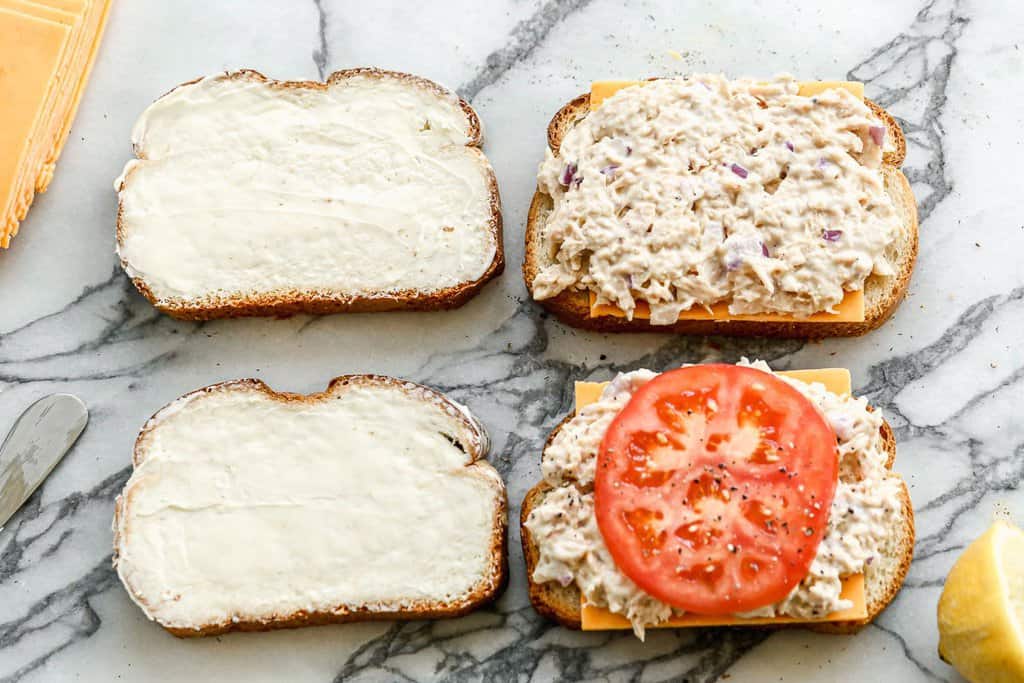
left=0, top=0, right=112, bottom=248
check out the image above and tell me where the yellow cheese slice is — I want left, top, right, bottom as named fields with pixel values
left=1, top=0, right=81, bottom=198
left=589, top=289, right=865, bottom=323
left=582, top=574, right=867, bottom=630
left=590, top=79, right=864, bottom=110
left=0, top=0, right=110, bottom=247
left=32, top=0, right=87, bottom=10
left=584, top=79, right=867, bottom=323
left=797, top=81, right=864, bottom=99
left=0, top=7, right=70, bottom=241
left=47, top=0, right=111, bottom=174
left=572, top=367, right=867, bottom=629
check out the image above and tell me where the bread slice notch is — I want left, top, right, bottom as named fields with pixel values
left=116, top=68, right=504, bottom=320
left=523, top=88, right=919, bottom=338
left=521, top=381, right=914, bottom=633
left=113, top=375, right=508, bottom=637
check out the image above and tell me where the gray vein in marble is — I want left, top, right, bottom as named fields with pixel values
left=312, top=0, right=330, bottom=80
left=0, top=468, right=130, bottom=683
left=0, top=268, right=198, bottom=385
left=858, top=287, right=1023, bottom=564
left=871, top=623, right=945, bottom=682
left=334, top=607, right=769, bottom=683
left=849, top=0, right=967, bottom=222
left=458, top=0, right=593, bottom=101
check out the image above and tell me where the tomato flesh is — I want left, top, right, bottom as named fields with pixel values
left=594, top=365, right=839, bottom=615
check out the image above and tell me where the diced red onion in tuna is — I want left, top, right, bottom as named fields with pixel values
left=600, top=164, right=619, bottom=178
left=869, top=125, right=885, bottom=146
left=817, top=158, right=830, bottom=169
left=724, top=236, right=768, bottom=270
left=785, top=141, right=795, bottom=152
left=730, top=163, right=748, bottom=179
left=559, top=162, right=578, bottom=187
left=822, top=229, right=843, bottom=242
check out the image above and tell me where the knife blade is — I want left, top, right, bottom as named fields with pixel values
left=0, top=394, right=88, bottom=529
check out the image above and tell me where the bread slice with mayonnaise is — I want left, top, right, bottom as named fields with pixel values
left=524, top=76, right=918, bottom=337
left=520, top=363, right=914, bottom=636
left=113, top=375, right=507, bottom=637
left=116, top=69, right=503, bottom=320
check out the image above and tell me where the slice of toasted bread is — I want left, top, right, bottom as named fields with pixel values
left=113, top=374, right=507, bottom=637
left=523, top=90, right=918, bottom=338
left=521, top=413, right=914, bottom=634
left=117, top=68, right=504, bottom=320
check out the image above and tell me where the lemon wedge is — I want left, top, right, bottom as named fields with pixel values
left=938, top=520, right=1024, bottom=682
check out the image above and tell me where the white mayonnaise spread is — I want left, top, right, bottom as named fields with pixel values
left=523, top=360, right=902, bottom=638
left=114, top=380, right=504, bottom=630
left=532, top=75, right=898, bottom=324
left=117, top=71, right=498, bottom=304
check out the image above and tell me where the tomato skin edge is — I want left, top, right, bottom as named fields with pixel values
left=593, top=365, right=840, bottom=616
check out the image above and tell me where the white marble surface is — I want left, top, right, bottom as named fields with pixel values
left=1, top=0, right=1021, bottom=680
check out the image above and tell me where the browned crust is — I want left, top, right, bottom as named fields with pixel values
left=117, top=68, right=504, bottom=321
left=523, top=88, right=918, bottom=338
left=114, top=374, right=508, bottom=638
left=521, top=402, right=914, bottom=632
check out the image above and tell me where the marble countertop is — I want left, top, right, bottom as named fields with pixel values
left=2, top=0, right=1020, bottom=680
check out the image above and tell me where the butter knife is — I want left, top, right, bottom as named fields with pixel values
left=0, top=394, right=88, bottom=529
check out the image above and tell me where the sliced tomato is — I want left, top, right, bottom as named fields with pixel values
left=594, top=364, right=839, bottom=615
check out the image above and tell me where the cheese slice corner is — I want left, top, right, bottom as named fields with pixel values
left=573, top=367, right=866, bottom=629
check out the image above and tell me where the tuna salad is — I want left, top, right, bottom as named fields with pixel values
left=532, top=74, right=900, bottom=324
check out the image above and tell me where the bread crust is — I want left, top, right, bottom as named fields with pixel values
left=114, top=374, right=508, bottom=638
left=521, top=407, right=914, bottom=633
left=117, top=68, right=504, bottom=321
left=523, top=89, right=918, bottom=338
